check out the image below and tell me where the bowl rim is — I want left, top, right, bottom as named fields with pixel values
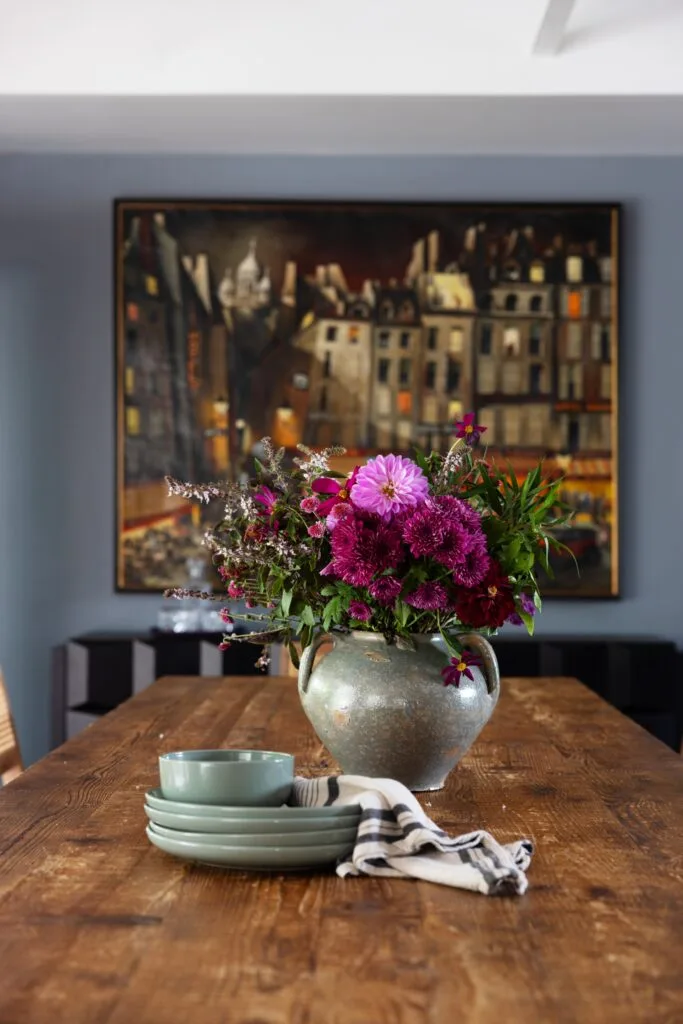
left=159, top=748, right=294, bottom=765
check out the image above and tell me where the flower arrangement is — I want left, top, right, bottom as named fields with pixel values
left=165, top=416, right=570, bottom=685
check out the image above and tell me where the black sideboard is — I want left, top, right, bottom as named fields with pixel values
left=52, top=632, right=683, bottom=753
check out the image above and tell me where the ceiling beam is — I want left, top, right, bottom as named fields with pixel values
left=533, top=0, right=577, bottom=55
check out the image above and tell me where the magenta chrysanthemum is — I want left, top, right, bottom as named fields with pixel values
left=369, top=576, right=403, bottom=606
left=405, top=581, right=449, bottom=610
left=307, top=522, right=326, bottom=538
left=351, top=454, right=429, bottom=519
left=323, top=510, right=405, bottom=587
left=402, top=503, right=445, bottom=557
left=348, top=600, right=372, bottom=622
left=433, top=522, right=473, bottom=570
left=451, top=534, right=490, bottom=587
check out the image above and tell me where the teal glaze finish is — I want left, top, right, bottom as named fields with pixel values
left=298, top=632, right=500, bottom=791
left=158, top=749, right=294, bottom=806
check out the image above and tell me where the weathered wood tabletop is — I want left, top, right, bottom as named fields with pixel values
left=0, top=676, right=681, bottom=1024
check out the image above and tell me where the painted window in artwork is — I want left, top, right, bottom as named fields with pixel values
left=427, top=327, right=438, bottom=350
left=326, top=325, right=337, bottom=342
left=503, top=327, right=521, bottom=357
left=323, top=352, right=332, bottom=378
left=399, top=359, right=411, bottom=386
left=567, top=290, right=582, bottom=318
left=502, top=361, right=522, bottom=394
left=504, top=294, right=518, bottom=312
left=478, top=407, right=496, bottom=443
left=447, top=359, right=461, bottom=392
left=529, top=323, right=542, bottom=356
left=422, top=395, right=439, bottom=423
left=125, top=367, right=135, bottom=394
left=529, top=295, right=543, bottom=313
left=566, top=256, right=583, bottom=283
left=377, top=358, right=390, bottom=384
left=480, top=324, right=493, bottom=355
left=349, top=326, right=360, bottom=344
left=424, top=361, right=437, bottom=389
left=504, top=407, right=521, bottom=445
left=477, top=360, right=496, bottom=394
left=376, top=388, right=391, bottom=416
left=319, top=386, right=328, bottom=411
left=529, top=364, right=543, bottom=395
left=567, top=322, right=583, bottom=359
left=399, top=331, right=411, bottom=349
left=600, top=287, right=611, bottom=318
left=601, top=327, right=611, bottom=362
left=600, top=365, right=612, bottom=399
left=449, top=328, right=464, bottom=354
left=526, top=409, right=546, bottom=446
left=448, top=399, right=463, bottom=422
left=397, top=391, right=412, bottom=415
left=396, top=419, right=412, bottom=442
left=378, top=331, right=391, bottom=349
left=568, top=416, right=580, bottom=451
left=126, top=407, right=140, bottom=435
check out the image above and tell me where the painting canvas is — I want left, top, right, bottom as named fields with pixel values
left=115, top=200, right=619, bottom=597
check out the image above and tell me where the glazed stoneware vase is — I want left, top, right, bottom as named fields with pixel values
left=297, top=631, right=500, bottom=791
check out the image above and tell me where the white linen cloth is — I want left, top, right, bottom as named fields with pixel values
left=292, top=774, right=533, bottom=896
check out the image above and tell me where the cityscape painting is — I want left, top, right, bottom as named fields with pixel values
left=115, top=200, right=620, bottom=597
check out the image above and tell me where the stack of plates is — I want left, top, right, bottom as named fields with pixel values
left=144, top=789, right=361, bottom=871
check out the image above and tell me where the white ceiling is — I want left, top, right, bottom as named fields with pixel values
left=1, top=0, right=682, bottom=154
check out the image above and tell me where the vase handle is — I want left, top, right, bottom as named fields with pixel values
left=298, top=633, right=334, bottom=697
left=458, top=633, right=500, bottom=706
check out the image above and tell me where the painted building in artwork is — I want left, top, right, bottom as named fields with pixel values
left=369, top=287, right=422, bottom=449
left=555, top=271, right=613, bottom=454
left=302, top=310, right=374, bottom=450
left=473, top=280, right=556, bottom=449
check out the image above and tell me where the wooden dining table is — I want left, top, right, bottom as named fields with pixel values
left=0, top=674, right=681, bottom=1024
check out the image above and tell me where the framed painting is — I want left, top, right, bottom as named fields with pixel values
left=115, top=200, right=620, bottom=596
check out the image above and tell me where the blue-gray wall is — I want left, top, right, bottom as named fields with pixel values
left=0, top=153, right=680, bottom=764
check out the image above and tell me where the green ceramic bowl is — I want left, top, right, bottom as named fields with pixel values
left=145, top=788, right=361, bottom=820
left=148, top=821, right=358, bottom=848
left=144, top=804, right=361, bottom=835
left=146, top=825, right=353, bottom=870
left=158, top=749, right=294, bottom=807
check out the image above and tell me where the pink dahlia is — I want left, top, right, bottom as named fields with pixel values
left=348, top=600, right=372, bottom=622
left=405, top=581, right=449, bottom=611
left=227, top=580, right=244, bottom=599
left=369, top=575, right=402, bottom=606
left=351, top=455, right=429, bottom=520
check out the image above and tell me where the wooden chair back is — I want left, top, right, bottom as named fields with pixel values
left=0, top=669, right=23, bottom=784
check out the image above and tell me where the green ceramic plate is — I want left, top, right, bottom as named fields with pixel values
left=145, top=788, right=361, bottom=820
left=148, top=821, right=358, bottom=848
left=144, top=804, right=361, bottom=835
left=146, top=825, right=354, bottom=870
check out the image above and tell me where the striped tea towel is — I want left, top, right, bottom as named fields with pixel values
left=293, top=775, right=533, bottom=896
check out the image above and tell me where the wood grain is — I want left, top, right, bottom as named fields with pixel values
left=0, top=675, right=681, bottom=1024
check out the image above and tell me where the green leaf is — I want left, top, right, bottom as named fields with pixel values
left=300, top=605, right=316, bottom=627
left=520, top=610, right=535, bottom=636
left=516, top=550, right=535, bottom=572
left=281, top=589, right=293, bottom=618
left=320, top=584, right=337, bottom=597
left=397, top=601, right=411, bottom=629
left=288, top=642, right=301, bottom=670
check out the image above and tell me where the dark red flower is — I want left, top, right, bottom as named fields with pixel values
left=442, top=651, right=482, bottom=687
left=454, top=412, right=487, bottom=446
left=453, top=561, right=514, bottom=629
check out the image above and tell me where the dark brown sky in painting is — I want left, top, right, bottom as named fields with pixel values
left=122, top=203, right=616, bottom=294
